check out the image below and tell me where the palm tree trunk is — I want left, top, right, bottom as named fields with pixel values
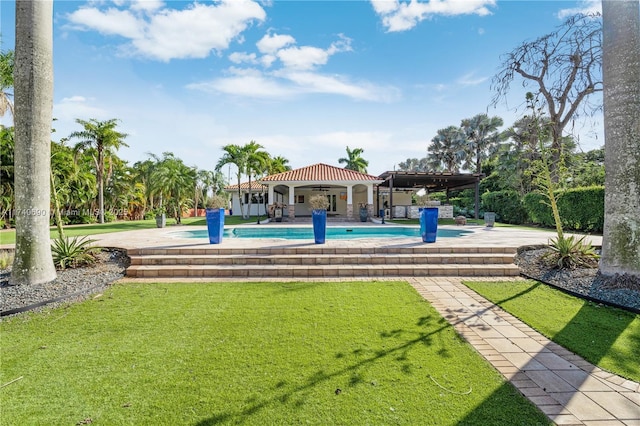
left=236, top=174, right=243, bottom=219
left=11, top=0, right=57, bottom=285
left=246, top=175, right=253, bottom=220
left=600, top=0, right=640, bottom=277
left=97, top=146, right=104, bottom=223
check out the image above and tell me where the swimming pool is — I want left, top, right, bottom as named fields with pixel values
left=174, top=226, right=471, bottom=240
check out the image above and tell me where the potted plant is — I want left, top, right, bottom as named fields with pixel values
left=359, top=203, right=368, bottom=222
left=153, top=207, right=166, bottom=228
left=309, top=194, right=330, bottom=244
left=272, top=202, right=286, bottom=222
left=205, top=194, right=227, bottom=244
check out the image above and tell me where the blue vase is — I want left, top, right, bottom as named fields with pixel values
left=205, top=208, right=225, bottom=244
left=312, top=209, right=327, bottom=244
left=420, top=207, right=438, bottom=243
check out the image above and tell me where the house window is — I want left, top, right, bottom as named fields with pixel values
left=297, top=195, right=304, bottom=203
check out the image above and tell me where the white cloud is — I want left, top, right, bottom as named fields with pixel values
left=557, top=0, right=601, bottom=20
left=260, top=54, right=277, bottom=68
left=456, top=71, right=488, bottom=86
left=130, top=0, right=164, bottom=13
left=67, top=7, right=143, bottom=39
left=277, top=46, right=332, bottom=70
left=189, top=67, right=399, bottom=102
left=186, top=68, right=296, bottom=99
left=256, top=33, right=296, bottom=54
left=229, top=52, right=258, bottom=64
left=66, top=0, right=266, bottom=61
left=276, top=36, right=352, bottom=70
left=282, top=71, right=399, bottom=102
left=371, top=0, right=496, bottom=32
left=54, top=96, right=109, bottom=122
left=192, top=33, right=383, bottom=101
left=371, top=0, right=400, bottom=15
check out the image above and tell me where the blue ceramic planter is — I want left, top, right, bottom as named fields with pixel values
left=312, top=209, right=327, bottom=244
left=420, top=207, right=438, bottom=243
left=205, top=208, right=225, bottom=244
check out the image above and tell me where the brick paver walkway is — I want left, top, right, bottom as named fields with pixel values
left=408, top=277, right=640, bottom=426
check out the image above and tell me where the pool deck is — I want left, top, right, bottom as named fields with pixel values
left=87, top=223, right=602, bottom=251
left=4, top=225, right=638, bottom=424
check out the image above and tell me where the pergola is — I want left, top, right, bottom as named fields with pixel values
left=376, top=171, right=485, bottom=219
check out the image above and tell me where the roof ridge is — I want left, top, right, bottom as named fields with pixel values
left=261, top=163, right=380, bottom=182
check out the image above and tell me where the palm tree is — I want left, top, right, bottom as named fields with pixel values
left=11, top=0, right=57, bottom=285
left=149, top=152, right=196, bottom=224
left=600, top=0, right=640, bottom=278
left=0, top=126, right=14, bottom=223
left=51, top=140, right=97, bottom=220
left=427, top=126, right=466, bottom=172
left=267, top=155, right=291, bottom=175
left=338, top=146, right=369, bottom=173
left=131, top=157, right=158, bottom=216
left=244, top=141, right=269, bottom=219
left=69, top=118, right=128, bottom=223
left=216, top=144, right=248, bottom=218
left=460, top=113, right=504, bottom=173
left=0, top=49, right=14, bottom=120
left=397, top=157, right=429, bottom=172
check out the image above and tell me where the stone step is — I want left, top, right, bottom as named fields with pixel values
left=129, top=253, right=515, bottom=266
left=128, top=246, right=517, bottom=256
left=125, top=263, right=520, bottom=279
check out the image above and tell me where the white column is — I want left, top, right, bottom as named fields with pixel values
left=346, top=185, right=353, bottom=204
left=367, top=185, right=374, bottom=204
left=268, top=185, right=275, bottom=204
left=288, top=185, right=296, bottom=205
left=288, top=185, right=296, bottom=220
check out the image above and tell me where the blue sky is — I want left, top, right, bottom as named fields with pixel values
left=1, top=0, right=603, bottom=178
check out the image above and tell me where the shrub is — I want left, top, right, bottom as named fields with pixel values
left=103, top=210, right=117, bottom=222
left=51, top=236, right=100, bottom=269
left=523, top=186, right=604, bottom=232
left=523, top=192, right=554, bottom=227
left=481, top=190, right=529, bottom=224
left=544, top=235, right=600, bottom=269
left=558, top=186, right=604, bottom=232
left=206, top=194, right=228, bottom=209
left=309, top=194, right=330, bottom=210
left=0, top=250, right=13, bottom=269
left=68, top=214, right=97, bottom=225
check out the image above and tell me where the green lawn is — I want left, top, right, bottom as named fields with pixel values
left=464, top=280, right=640, bottom=382
left=0, top=281, right=549, bottom=425
left=0, top=216, right=263, bottom=245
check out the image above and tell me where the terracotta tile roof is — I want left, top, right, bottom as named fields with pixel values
left=261, top=163, right=382, bottom=182
left=224, top=181, right=268, bottom=191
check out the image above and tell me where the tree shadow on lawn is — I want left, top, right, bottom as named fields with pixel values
left=194, top=313, right=534, bottom=425
left=459, top=281, right=639, bottom=425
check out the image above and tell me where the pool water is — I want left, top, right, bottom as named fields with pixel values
left=175, top=226, right=471, bottom=240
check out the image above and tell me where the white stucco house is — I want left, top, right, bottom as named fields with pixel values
left=225, top=163, right=385, bottom=220
left=224, top=163, right=481, bottom=220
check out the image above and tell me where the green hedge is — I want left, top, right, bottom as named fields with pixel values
left=522, top=186, right=604, bottom=232
left=481, top=191, right=529, bottom=224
